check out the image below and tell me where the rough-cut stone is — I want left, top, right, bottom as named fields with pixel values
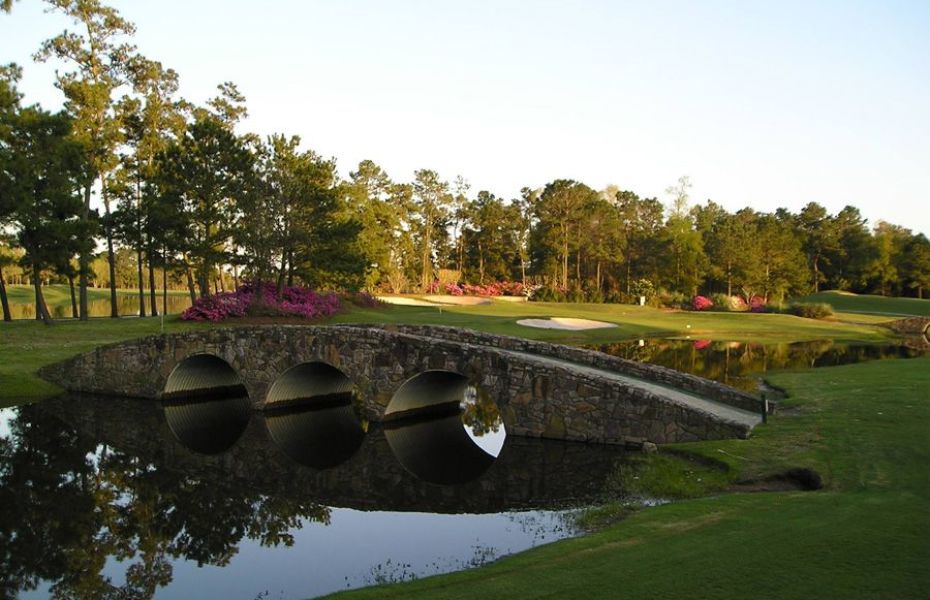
left=39, top=324, right=759, bottom=446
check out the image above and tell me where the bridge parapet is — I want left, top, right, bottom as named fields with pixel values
left=353, top=324, right=765, bottom=414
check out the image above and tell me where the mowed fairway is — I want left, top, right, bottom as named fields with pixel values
left=793, top=290, right=930, bottom=317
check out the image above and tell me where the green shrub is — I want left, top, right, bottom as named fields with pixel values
left=786, top=302, right=835, bottom=319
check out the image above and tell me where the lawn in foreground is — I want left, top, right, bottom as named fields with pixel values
left=325, top=355, right=930, bottom=599
left=0, top=300, right=896, bottom=405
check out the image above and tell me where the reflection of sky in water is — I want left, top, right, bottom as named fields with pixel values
left=465, top=421, right=506, bottom=457
left=0, top=408, right=13, bottom=438
left=22, top=508, right=577, bottom=600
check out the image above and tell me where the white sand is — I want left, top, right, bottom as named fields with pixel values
left=516, top=317, right=618, bottom=331
left=421, top=295, right=492, bottom=306
left=376, top=295, right=493, bottom=307
left=376, top=296, right=438, bottom=307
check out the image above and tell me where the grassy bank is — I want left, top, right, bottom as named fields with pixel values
left=327, top=354, right=930, bottom=599
left=0, top=300, right=898, bottom=406
left=792, top=290, right=930, bottom=317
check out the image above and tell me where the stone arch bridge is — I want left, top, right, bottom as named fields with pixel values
left=40, top=324, right=764, bottom=445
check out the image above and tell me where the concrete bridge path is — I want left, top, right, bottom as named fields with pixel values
left=496, top=348, right=763, bottom=431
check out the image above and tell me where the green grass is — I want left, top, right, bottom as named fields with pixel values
left=792, top=290, right=930, bottom=317
left=0, top=299, right=898, bottom=406
left=326, top=355, right=930, bottom=599
left=333, top=299, right=895, bottom=345
left=0, top=316, right=211, bottom=405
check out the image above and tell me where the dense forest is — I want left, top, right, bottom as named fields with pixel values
left=2, top=1, right=929, bottom=324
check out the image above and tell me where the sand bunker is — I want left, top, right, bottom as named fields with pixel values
left=421, top=295, right=492, bottom=306
left=376, top=295, right=493, bottom=307
left=516, top=317, right=618, bottom=331
left=377, top=296, right=438, bottom=307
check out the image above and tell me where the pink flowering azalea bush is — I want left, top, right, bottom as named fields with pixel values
left=181, top=281, right=341, bottom=322
left=430, top=280, right=526, bottom=297
left=749, top=295, right=767, bottom=313
left=692, top=295, right=714, bottom=311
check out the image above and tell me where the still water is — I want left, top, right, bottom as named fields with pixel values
left=7, top=294, right=192, bottom=320
left=589, top=338, right=928, bottom=392
left=0, top=391, right=625, bottom=599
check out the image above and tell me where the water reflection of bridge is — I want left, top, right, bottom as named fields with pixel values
left=42, top=394, right=627, bottom=513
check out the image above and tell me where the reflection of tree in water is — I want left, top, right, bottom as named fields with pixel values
left=0, top=405, right=330, bottom=599
left=593, top=340, right=924, bottom=392
left=460, top=385, right=502, bottom=437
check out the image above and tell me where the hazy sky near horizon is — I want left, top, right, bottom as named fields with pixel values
left=3, top=0, right=929, bottom=236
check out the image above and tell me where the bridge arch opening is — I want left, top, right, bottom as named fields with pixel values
left=263, top=362, right=365, bottom=469
left=383, top=370, right=506, bottom=484
left=161, top=354, right=251, bottom=455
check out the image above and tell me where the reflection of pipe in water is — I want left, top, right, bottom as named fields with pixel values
left=264, top=397, right=365, bottom=469
left=162, top=397, right=251, bottom=454
left=262, top=362, right=366, bottom=469
left=384, top=411, right=497, bottom=485
left=162, top=354, right=251, bottom=454
left=383, top=370, right=505, bottom=485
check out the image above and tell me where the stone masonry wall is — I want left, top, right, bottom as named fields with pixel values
left=353, top=324, right=767, bottom=413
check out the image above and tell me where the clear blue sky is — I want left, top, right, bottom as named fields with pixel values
left=3, top=0, right=929, bottom=236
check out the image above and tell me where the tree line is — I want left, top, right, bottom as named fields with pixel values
left=2, top=0, right=929, bottom=324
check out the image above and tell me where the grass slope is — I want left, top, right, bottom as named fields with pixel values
left=326, top=355, right=930, bottom=599
left=0, top=300, right=897, bottom=406
left=793, top=290, right=930, bottom=317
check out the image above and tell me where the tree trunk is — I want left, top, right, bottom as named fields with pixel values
left=33, top=265, right=52, bottom=325
left=812, top=255, right=820, bottom=293
left=421, top=221, right=433, bottom=291
left=148, top=256, right=158, bottom=316
left=233, top=264, right=239, bottom=291
left=478, top=239, right=484, bottom=284
left=79, top=182, right=91, bottom=320
left=576, top=249, right=581, bottom=285
left=197, top=268, right=210, bottom=298
left=162, top=262, right=168, bottom=318
left=0, top=265, right=11, bottom=322
left=218, top=266, right=226, bottom=293
left=625, top=259, right=632, bottom=296
left=185, top=264, right=197, bottom=304
left=276, top=252, right=287, bottom=296
left=287, top=250, right=294, bottom=287
left=68, top=273, right=78, bottom=319
left=137, top=248, right=146, bottom=317
left=726, top=261, right=732, bottom=297
left=102, top=179, right=119, bottom=318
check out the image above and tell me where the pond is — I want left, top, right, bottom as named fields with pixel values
left=6, top=294, right=192, bottom=320
left=588, top=338, right=928, bottom=392
left=0, top=391, right=627, bottom=599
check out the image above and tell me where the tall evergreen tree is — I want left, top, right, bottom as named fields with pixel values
left=533, top=179, right=597, bottom=289
left=3, top=104, right=85, bottom=324
left=35, top=0, right=136, bottom=319
left=410, top=169, right=451, bottom=290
